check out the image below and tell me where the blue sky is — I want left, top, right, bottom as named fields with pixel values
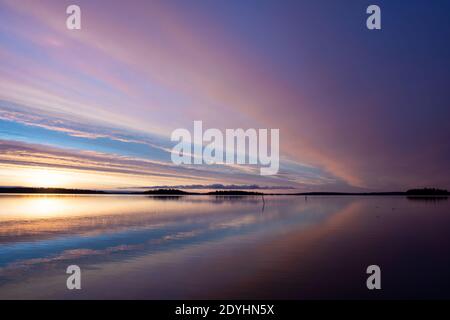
left=0, top=0, right=449, bottom=191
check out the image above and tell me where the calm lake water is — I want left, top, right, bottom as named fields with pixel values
left=0, top=194, right=449, bottom=299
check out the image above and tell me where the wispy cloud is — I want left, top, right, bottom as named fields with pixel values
left=0, top=139, right=334, bottom=189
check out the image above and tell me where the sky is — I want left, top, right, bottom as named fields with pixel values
left=0, top=0, right=449, bottom=191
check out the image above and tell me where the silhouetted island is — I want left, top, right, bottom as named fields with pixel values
left=142, top=189, right=193, bottom=195
left=0, top=187, right=261, bottom=196
left=144, top=189, right=262, bottom=196
left=0, top=187, right=107, bottom=194
left=405, top=188, right=449, bottom=196
left=0, top=187, right=448, bottom=196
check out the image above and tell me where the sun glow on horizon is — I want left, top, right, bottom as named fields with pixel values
left=24, top=168, right=72, bottom=188
left=0, top=164, right=198, bottom=190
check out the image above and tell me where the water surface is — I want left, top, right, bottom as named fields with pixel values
left=0, top=195, right=449, bottom=299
